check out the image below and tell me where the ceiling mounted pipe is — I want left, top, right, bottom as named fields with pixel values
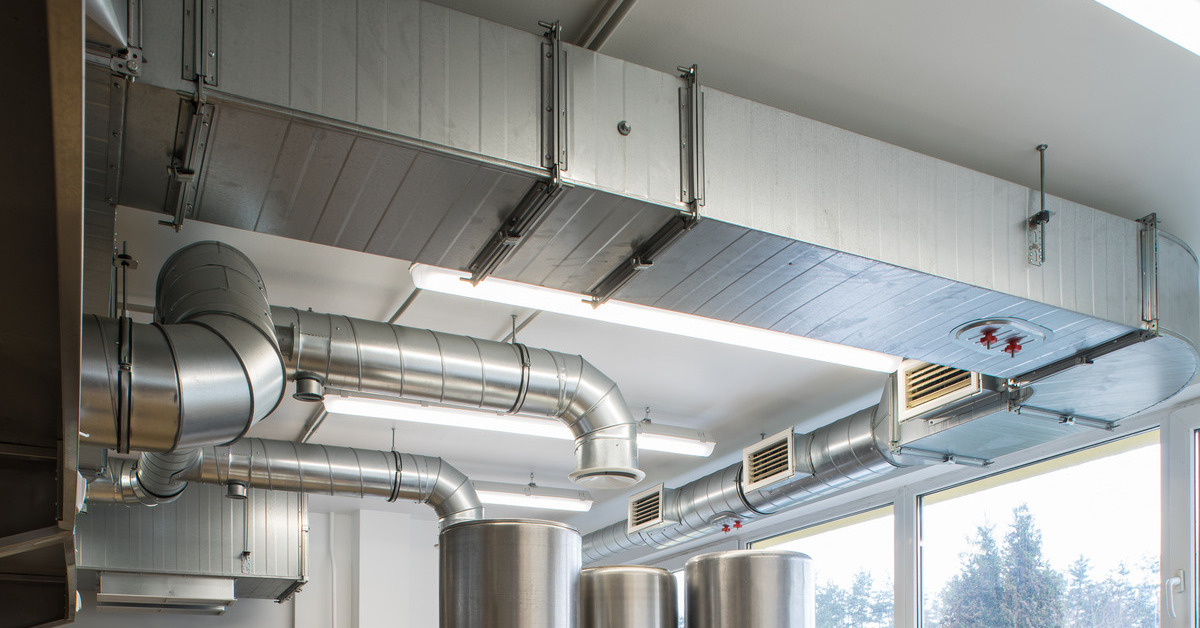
left=79, top=241, right=286, bottom=453
left=87, top=438, right=483, bottom=524
left=271, top=306, right=645, bottom=489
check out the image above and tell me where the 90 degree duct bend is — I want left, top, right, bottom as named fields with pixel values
left=80, top=241, right=286, bottom=454
left=89, top=438, right=483, bottom=524
left=271, top=306, right=644, bottom=489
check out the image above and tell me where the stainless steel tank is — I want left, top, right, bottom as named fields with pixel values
left=685, top=550, right=814, bottom=627
left=581, top=565, right=677, bottom=628
left=440, top=519, right=581, bottom=628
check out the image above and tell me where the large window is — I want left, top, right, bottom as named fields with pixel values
left=920, top=431, right=1160, bottom=628
left=754, top=505, right=895, bottom=628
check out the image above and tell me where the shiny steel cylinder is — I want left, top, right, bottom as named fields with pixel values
left=685, top=550, right=814, bottom=628
left=581, top=566, right=677, bottom=628
left=440, top=519, right=581, bottom=628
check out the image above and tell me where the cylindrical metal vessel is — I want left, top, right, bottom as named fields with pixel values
left=685, top=550, right=814, bottom=627
left=581, top=565, right=677, bottom=628
left=440, top=519, right=581, bottom=628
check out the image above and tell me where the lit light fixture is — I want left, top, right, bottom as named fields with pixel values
left=471, top=480, right=594, bottom=512
left=1093, top=0, right=1200, bottom=57
left=409, top=264, right=901, bottom=373
left=322, top=396, right=715, bottom=457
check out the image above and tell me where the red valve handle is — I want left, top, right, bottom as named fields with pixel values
left=721, top=524, right=731, bottom=533
left=979, top=328, right=999, bottom=349
left=732, top=521, right=743, bottom=529
left=1003, top=337, right=1023, bottom=357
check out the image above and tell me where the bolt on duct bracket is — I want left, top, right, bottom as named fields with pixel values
left=467, top=179, right=568, bottom=285
left=894, top=445, right=991, bottom=467
left=1027, top=144, right=1050, bottom=266
left=1009, top=403, right=1118, bottom=431
left=540, top=20, right=568, bottom=186
left=1138, top=213, right=1159, bottom=332
left=160, top=98, right=215, bottom=231
left=587, top=212, right=699, bottom=306
left=183, top=0, right=219, bottom=86
left=678, top=64, right=705, bottom=215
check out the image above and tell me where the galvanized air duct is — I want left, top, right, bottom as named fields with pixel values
left=581, top=381, right=936, bottom=561
left=272, top=306, right=644, bottom=489
left=88, top=438, right=483, bottom=524
left=79, top=241, right=286, bottom=453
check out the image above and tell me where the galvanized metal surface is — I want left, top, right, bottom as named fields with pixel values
left=440, top=519, right=582, bottom=628
left=1156, top=231, right=1200, bottom=350
left=76, top=483, right=305, bottom=600
left=79, top=242, right=286, bottom=452
left=565, top=45, right=683, bottom=205
left=273, top=306, right=643, bottom=488
left=702, top=88, right=1142, bottom=331
left=580, top=565, right=677, bottom=628
left=685, top=550, right=815, bottom=628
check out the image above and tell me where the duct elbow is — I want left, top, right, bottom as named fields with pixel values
left=570, top=422, right=644, bottom=489
left=397, top=454, right=484, bottom=526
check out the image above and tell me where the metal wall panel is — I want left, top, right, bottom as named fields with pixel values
left=76, top=483, right=305, bottom=599
left=702, top=88, right=1143, bottom=330
left=565, top=47, right=684, bottom=208
left=214, top=0, right=542, bottom=170
left=1158, top=233, right=1200, bottom=350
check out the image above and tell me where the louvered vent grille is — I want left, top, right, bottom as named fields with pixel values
left=904, top=363, right=973, bottom=410
left=627, top=484, right=672, bottom=534
left=747, top=438, right=791, bottom=487
left=631, top=492, right=661, bottom=529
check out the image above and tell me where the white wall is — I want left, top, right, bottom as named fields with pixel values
left=73, top=507, right=441, bottom=628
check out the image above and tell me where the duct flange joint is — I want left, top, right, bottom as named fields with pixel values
left=1139, top=213, right=1159, bottom=333
left=678, top=64, right=705, bottom=213
left=467, top=179, right=566, bottom=284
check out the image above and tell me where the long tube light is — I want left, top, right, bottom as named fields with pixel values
left=322, top=396, right=716, bottom=457
left=409, top=264, right=901, bottom=373
left=471, top=480, right=594, bottom=512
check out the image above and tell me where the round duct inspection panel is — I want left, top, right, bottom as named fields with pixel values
left=952, top=318, right=1052, bottom=358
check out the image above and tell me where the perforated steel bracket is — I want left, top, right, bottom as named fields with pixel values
left=678, top=64, right=705, bottom=215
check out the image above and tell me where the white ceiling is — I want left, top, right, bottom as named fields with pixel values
left=425, top=0, right=1200, bottom=254
left=114, top=207, right=885, bottom=523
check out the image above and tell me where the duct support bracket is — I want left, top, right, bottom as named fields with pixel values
left=467, top=179, right=566, bottom=284
left=1027, top=144, right=1050, bottom=266
left=540, top=20, right=568, bottom=186
left=1009, top=403, right=1118, bottom=431
left=1139, top=213, right=1159, bottom=333
left=183, top=0, right=219, bottom=86
left=893, top=446, right=991, bottom=467
left=588, top=212, right=699, bottom=305
left=678, top=64, right=705, bottom=215
left=160, top=98, right=214, bottom=231
left=1008, top=328, right=1157, bottom=387
left=104, top=73, right=129, bottom=205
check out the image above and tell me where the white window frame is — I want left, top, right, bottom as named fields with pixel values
left=1163, top=402, right=1200, bottom=627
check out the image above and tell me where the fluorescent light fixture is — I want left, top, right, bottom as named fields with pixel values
left=471, top=480, right=594, bottom=512
left=410, top=264, right=901, bottom=373
left=1093, top=0, right=1200, bottom=57
left=323, top=396, right=716, bottom=457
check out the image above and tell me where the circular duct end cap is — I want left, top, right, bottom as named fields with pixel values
left=568, top=467, right=646, bottom=489
left=293, top=375, right=325, bottom=402
left=225, top=482, right=248, bottom=499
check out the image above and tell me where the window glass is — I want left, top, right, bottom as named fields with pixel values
left=754, top=506, right=895, bottom=628
left=921, top=431, right=1160, bottom=627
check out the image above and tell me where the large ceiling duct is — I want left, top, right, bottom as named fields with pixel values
left=272, top=306, right=644, bottom=489
left=88, top=438, right=483, bottom=525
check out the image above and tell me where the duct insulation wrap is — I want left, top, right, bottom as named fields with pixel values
left=685, top=550, right=815, bottom=627
left=272, top=306, right=643, bottom=489
left=79, top=241, right=285, bottom=452
left=87, top=438, right=483, bottom=523
left=581, top=566, right=677, bottom=628
left=441, top=519, right=582, bottom=628
left=582, top=401, right=904, bottom=562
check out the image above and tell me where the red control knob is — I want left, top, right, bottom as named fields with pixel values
left=721, top=524, right=731, bottom=533
left=1003, top=337, right=1023, bottom=357
left=732, top=520, right=743, bottom=530
left=979, top=328, right=999, bottom=350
